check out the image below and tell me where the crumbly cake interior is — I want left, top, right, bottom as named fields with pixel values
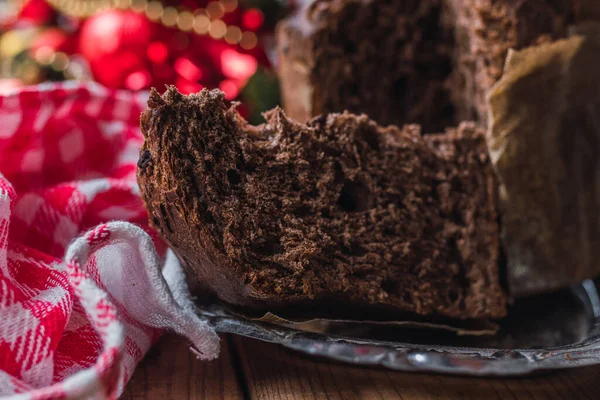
left=278, top=0, right=581, bottom=130
left=286, top=0, right=455, bottom=132
left=138, top=87, right=505, bottom=319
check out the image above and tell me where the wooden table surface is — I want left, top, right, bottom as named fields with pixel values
left=122, top=335, right=600, bottom=400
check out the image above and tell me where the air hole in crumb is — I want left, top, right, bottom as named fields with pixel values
left=204, top=161, right=213, bottom=172
left=382, top=279, right=400, bottom=294
left=392, top=77, right=408, bottom=100
left=294, top=204, right=312, bottom=217
left=343, top=40, right=356, bottom=54
left=451, top=205, right=465, bottom=225
left=227, top=169, right=241, bottom=185
left=359, top=129, right=380, bottom=151
left=333, top=162, right=345, bottom=184
left=189, top=176, right=202, bottom=197
left=341, top=244, right=368, bottom=257
left=255, top=237, right=282, bottom=256
left=383, top=226, right=396, bottom=236
left=448, top=289, right=460, bottom=303
left=337, top=180, right=370, bottom=212
left=308, top=114, right=327, bottom=127
left=204, top=210, right=215, bottom=224
left=352, top=269, right=370, bottom=279
left=159, top=204, right=173, bottom=233
left=137, top=150, right=152, bottom=170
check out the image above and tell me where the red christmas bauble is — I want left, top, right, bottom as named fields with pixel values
left=79, top=10, right=152, bottom=88
left=31, top=28, right=68, bottom=53
left=18, top=0, right=55, bottom=25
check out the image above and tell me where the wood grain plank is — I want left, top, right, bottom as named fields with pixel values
left=122, top=334, right=243, bottom=400
left=232, top=336, right=600, bottom=400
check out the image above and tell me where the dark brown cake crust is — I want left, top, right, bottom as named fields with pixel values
left=137, top=87, right=506, bottom=319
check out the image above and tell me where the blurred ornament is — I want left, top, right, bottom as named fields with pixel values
left=145, top=1, right=163, bottom=21
left=64, top=54, right=93, bottom=80
left=18, top=0, right=55, bottom=25
left=176, top=11, right=194, bottom=31
left=125, top=69, right=151, bottom=90
left=45, top=0, right=114, bottom=18
left=220, top=48, right=257, bottom=80
left=240, top=31, right=257, bottom=49
left=0, top=0, right=283, bottom=118
left=19, top=58, right=42, bottom=84
left=242, top=8, right=264, bottom=31
left=93, top=51, right=143, bottom=87
left=206, top=1, right=225, bottom=19
left=0, top=30, right=28, bottom=58
left=79, top=10, right=151, bottom=61
left=224, top=25, right=242, bottom=44
left=193, top=14, right=210, bottom=34
left=30, top=27, right=68, bottom=53
left=79, top=10, right=151, bottom=88
left=209, top=20, right=227, bottom=39
left=175, top=75, right=203, bottom=94
left=174, top=57, right=203, bottom=81
left=222, top=0, right=238, bottom=13
left=160, top=6, right=178, bottom=27
left=50, top=51, right=69, bottom=70
left=219, top=78, right=239, bottom=100
left=0, top=1, right=23, bottom=25
left=146, top=41, right=168, bottom=63
left=33, top=46, right=54, bottom=64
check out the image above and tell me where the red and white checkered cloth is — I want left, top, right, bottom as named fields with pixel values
left=0, top=82, right=220, bottom=400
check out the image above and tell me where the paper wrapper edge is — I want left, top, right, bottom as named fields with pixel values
left=228, top=309, right=499, bottom=336
left=487, top=22, right=600, bottom=297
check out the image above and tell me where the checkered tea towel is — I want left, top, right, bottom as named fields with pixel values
left=0, top=82, right=220, bottom=400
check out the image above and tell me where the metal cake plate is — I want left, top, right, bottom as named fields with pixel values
left=195, top=280, right=600, bottom=376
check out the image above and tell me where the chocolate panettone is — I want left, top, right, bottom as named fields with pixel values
left=137, top=87, right=506, bottom=320
left=277, top=0, right=597, bottom=129
left=277, top=0, right=455, bottom=133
